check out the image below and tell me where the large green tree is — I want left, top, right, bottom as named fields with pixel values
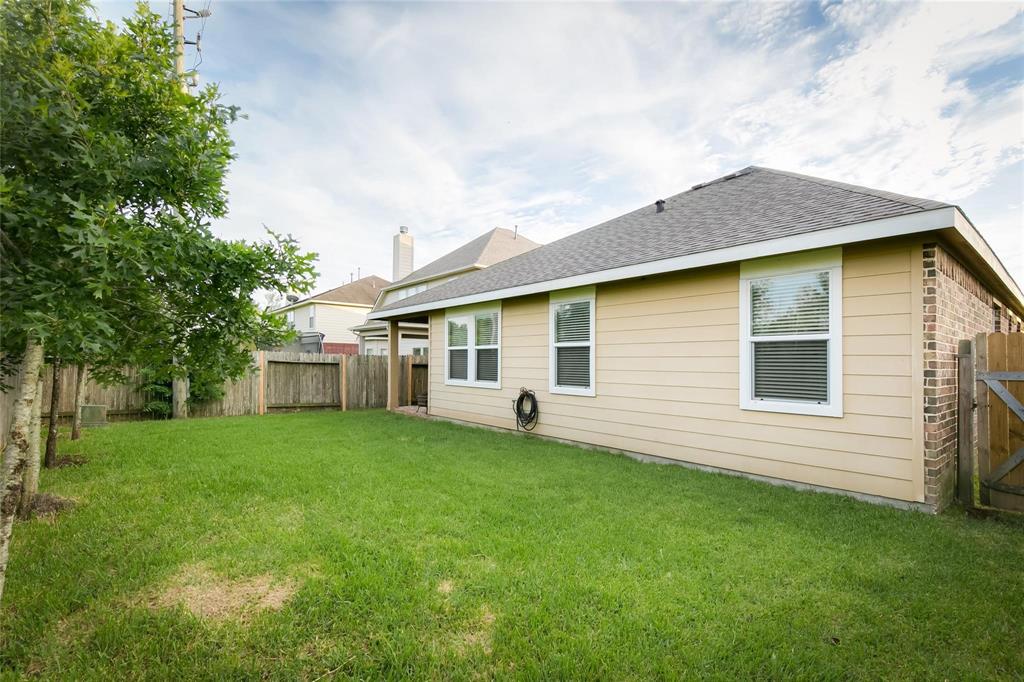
left=0, top=0, right=316, bottom=600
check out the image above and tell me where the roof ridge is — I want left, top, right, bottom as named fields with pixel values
left=749, top=166, right=947, bottom=211
left=387, top=226, right=535, bottom=290
left=687, top=166, right=758, bottom=191
left=472, top=228, right=505, bottom=264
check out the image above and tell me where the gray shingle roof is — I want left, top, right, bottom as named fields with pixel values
left=374, top=166, right=950, bottom=314
left=388, top=227, right=540, bottom=288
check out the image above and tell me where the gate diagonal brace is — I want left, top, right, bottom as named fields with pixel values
left=978, top=373, right=1024, bottom=423
left=983, top=446, right=1024, bottom=489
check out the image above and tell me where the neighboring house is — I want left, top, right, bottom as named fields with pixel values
left=275, top=275, right=390, bottom=354
left=350, top=320, right=430, bottom=356
left=367, top=166, right=1024, bottom=512
left=352, top=227, right=540, bottom=354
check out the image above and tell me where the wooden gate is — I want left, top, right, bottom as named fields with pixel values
left=957, top=332, right=1024, bottom=511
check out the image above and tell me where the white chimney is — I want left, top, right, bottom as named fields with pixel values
left=393, top=226, right=414, bottom=281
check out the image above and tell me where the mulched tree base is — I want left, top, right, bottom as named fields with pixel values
left=53, top=454, right=88, bottom=468
left=30, top=493, right=76, bottom=518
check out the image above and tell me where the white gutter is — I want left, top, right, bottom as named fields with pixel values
left=351, top=320, right=429, bottom=332
left=274, top=300, right=374, bottom=314
left=368, top=207, right=960, bottom=320
left=379, top=265, right=480, bottom=293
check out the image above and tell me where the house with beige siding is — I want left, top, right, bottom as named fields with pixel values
left=367, top=167, right=1023, bottom=511
left=274, top=275, right=389, bottom=354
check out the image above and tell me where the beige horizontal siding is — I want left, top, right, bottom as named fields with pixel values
left=429, top=241, right=923, bottom=502
left=313, top=304, right=368, bottom=344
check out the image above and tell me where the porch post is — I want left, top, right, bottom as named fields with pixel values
left=387, top=319, right=400, bottom=411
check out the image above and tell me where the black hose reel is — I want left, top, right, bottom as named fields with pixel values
left=513, top=387, right=539, bottom=431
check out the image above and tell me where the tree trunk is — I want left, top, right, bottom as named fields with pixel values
left=17, top=373, right=44, bottom=521
left=71, top=363, right=87, bottom=440
left=44, top=358, right=62, bottom=468
left=0, top=339, right=45, bottom=603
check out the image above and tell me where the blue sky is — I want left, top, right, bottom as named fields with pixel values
left=96, top=1, right=1024, bottom=290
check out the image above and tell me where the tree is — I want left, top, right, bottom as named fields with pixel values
left=0, top=0, right=315, bottom=601
left=71, top=363, right=87, bottom=440
left=44, top=358, right=62, bottom=468
left=16, top=365, right=44, bottom=521
left=0, top=342, right=42, bottom=599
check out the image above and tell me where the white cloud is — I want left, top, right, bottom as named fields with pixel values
left=96, top=0, right=1024, bottom=286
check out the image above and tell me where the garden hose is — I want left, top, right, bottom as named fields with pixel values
left=513, top=387, right=539, bottom=431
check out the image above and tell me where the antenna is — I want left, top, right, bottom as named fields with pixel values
left=357, top=267, right=361, bottom=280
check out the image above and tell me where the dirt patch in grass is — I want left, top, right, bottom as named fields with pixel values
left=146, top=563, right=296, bottom=623
left=30, top=493, right=76, bottom=518
left=437, top=579, right=454, bottom=595
left=452, top=605, right=496, bottom=656
left=54, top=609, right=94, bottom=647
left=53, top=454, right=88, bottom=468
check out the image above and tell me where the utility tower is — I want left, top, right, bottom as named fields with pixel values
left=172, top=0, right=211, bottom=93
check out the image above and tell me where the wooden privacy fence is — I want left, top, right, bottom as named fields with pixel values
left=957, top=332, right=1023, bottom=512
left=1, top=351, right=427, bottom=441
left=192, top=352, right=428, bottom=414
left=256, top=352, right=426, bottom=412
left=0, top=364, right=152, bottom=429
left=265, top=352, right=341, bottom=410
left=42, top=365, right=151, bottom=419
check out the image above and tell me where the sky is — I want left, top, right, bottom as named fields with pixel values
left=96, top=0, right=1024, bottom=291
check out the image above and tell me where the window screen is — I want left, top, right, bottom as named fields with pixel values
left=448, top=349, right=468, bottom=380
left=556, top=347, right=590, bottom=387
left=753, top=340, right=828, bottom=402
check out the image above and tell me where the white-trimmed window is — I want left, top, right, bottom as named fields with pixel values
left=307, top=306, right=315, bottom=330
left=445, top=304, right=501, bottom=388
left=740, top=248, right=842, bottom=417
left=550, top=287, right=595, bottom=396
left=286, top=311, right=295, bottom=328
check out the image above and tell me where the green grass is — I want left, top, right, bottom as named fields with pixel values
left=2, top=411, right=1023, bottom=680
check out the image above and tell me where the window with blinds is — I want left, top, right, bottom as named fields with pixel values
left=445, top=306, right=500, bottom=387
left=475, top=312, right=499, bottom=383
left=550, top=289, right=595, bottom=396
left=740, top=249, right=842, bottom=417
left=447, top=318, right=468, bottom=381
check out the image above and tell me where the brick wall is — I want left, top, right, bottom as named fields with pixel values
left=993, top=302, right=1023, bottom=333
left=323, top=342, right=360, bottom=355
left=922, top=243, right=999, bottom=508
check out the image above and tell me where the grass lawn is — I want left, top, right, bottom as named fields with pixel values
left=2, top=411, right=1023, bottom=679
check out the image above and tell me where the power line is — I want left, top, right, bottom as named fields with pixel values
left=191, top=0, right=212, bottom=73
left=173, top=0, right=213, bottom=92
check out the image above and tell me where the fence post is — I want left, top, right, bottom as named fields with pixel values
left=386, top=320, right=400, bottom=411
left=957, top=339, right=975, bottom=507
left=974, top=333, right=990, bottom=506
left=172, top=376, right=188, bottom=419
left=339, top=355, right=347, bottom=412
left=405, top=356, right=413, bottom=406
left=257, top=350, right=267, bottom=416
